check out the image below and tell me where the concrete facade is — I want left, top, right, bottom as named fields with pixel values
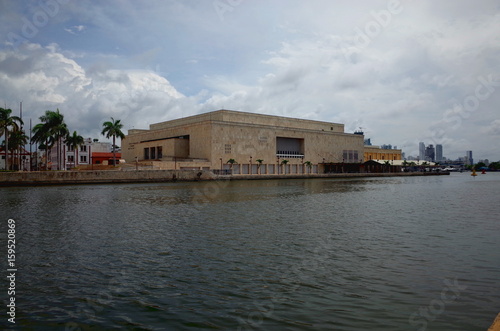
left=122, top=110, right=365, bottom=173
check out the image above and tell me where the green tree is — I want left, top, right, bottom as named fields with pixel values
left=475, top=162, right=486, bottom=169
left=10, top=129, right=28, bottom=170
left=0, top=107, right=23, bottom=170
left=32, top=122, right=52, bottom=170
left=489, top=161, right=500, bottom=170
left=281, top=159, right=289, bottom=174
left=101, top=117, right=125, bottom=166
left=402, top=160, right=409, bottom=172
left=65, top=131, right=84, bottom=168
left=256, top=159, right=263, bottom=174
left=304, top=161, right=312, bottom=174
left=32, top=109, right=68, bottom=170
left=384, top=160, right=391, bottom=172
left=1, top=129, right=28, bottom=170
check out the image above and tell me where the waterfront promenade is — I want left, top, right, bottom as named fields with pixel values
left=0, top=170, right=449, bottom=186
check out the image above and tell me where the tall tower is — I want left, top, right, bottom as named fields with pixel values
left=436, top=144, right=443, bottom=162
left=419, top=142, right=425, bottom=160
left=466, top=151, right=473, bottom=165
left=425, top=144, right=435, bottom=162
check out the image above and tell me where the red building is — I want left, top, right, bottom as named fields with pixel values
left=92, top=152, right=122, bottom=165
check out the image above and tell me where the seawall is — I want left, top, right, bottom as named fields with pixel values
left=0, top=170, right=215, bottom=186
left=0, top=170, right=449, bottom=187
left=228, top=172, right=450, bottom=180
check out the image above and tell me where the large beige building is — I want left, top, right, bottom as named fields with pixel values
left=122, top=109, right=365, bottom=174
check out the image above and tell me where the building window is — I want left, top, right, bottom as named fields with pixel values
left=150, top=147, right=156, bottom=160
left=68, top=155, right=74, bottom=162
left=144, top=148, right=149, bottom=160
left=225, top=144, right=232, bottom=154
left=157, top=146, right=162, bottom=159
left=343, top=150, right=359, bottom=162
left=276, top=137, right=304, bottom=158
left=80, top=145, right=87, bottom=152
left=80, top=155, right=87, bottom=162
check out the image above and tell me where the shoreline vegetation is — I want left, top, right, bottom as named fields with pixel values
left=0, top=170, right=450, bottom=187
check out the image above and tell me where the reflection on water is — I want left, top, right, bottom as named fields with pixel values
left=1, top=173, right=499, bottom=330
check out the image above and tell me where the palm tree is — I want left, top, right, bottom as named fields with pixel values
left=32, top=109, right=68, bottom=170
left=384, top=160, right=391, bottom=173
left=15, top=129, right=28, bottom=168
left=256, top=159, right=263, bottom=174
left=0, top=107, right=23, bottom=170
left=304, top=161, right=312, bottom=174
left=226, top=158, right=237, bottom=171
left=402, top=160, right=409, bottom=172
left=281, top=159, right=289, bottom=174
left=65, top=131, right=84, bottom=169
left=32, top=122, right=52, bottom=170
left=101, top=117, right=125, bottom=166
left=6, top=129, right=28, bottom=170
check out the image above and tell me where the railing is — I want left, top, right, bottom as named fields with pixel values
left=276, top=151, right=304, bottom=159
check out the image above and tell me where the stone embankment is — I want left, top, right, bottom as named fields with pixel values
left=230, top=172, right=450, bottom=180
left=0, top=170, right=449, bottom=186
left=0, top=170, right=215, bottom=186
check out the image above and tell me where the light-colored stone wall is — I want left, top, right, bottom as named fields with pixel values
left=123, top=110, right=364, bottom=171
left=150, top=109, right=344, bottom=132
left=122, top=121, right=211, bottom=161
left=209, top=122, right=363, bottom=168
left=0, top=170, right=215, bottom=185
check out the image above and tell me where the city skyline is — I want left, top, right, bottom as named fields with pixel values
left=1, top=1, right=499, bottom=161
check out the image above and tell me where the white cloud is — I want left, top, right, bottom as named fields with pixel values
left=0, top=1, right=499, bottom=160
left=0, top=43, right=186, bottom=142
left=64, top=25, right=86, bottom=35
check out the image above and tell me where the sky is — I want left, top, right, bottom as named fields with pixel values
left=1, top=0, right=499, bottom=161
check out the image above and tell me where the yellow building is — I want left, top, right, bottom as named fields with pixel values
left=122, top=109, right=365, bottom=174
left=364, top=145, right=402, bottom=162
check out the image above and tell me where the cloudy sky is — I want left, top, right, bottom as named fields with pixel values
left=1, top=0, right=499, bottom=160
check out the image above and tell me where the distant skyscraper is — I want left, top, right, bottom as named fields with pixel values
left=466, top=151, right=473, bottom=165
left=419, top=142, right=425, bottom=160
left=436, top=144, right=443, bottom=162
left=425, top=144, right=435, bottom=162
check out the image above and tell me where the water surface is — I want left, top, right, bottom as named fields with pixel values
left=1, top=173, right=499, bottom=330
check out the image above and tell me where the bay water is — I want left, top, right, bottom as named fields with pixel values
left=1, top=173, right=499, bottom=330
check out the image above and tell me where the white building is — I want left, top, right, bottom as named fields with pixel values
left=49, top=138, right=112, bottom=170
